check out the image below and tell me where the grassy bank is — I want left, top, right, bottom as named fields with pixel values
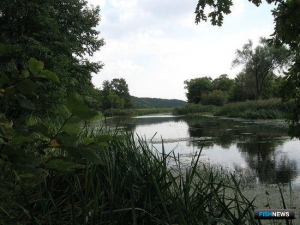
left=215, top=98, right=294, bottom=119
left=174, top=98, right=294, bottom=119
left=103, top=108, right=173, bottom=117
left=173, top=104, right=219, bottom=115
left=1, top=126, right=281, bottom=225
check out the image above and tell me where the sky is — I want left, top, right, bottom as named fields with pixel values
left=87, top=0, right=276, bottom=101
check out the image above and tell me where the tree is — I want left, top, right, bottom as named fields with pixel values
left=230, top=72, right=256, bottom=102
left=110, top=78, right=133, bottom=109
left=212, top=74, right=235, bottom=92
left=194, top=0, right=300, bottom=134
left=84, top=87, right=103, bottom=111
left=232, top=38, right=291, bottom=100
left=184, top=77, right=212, bottom=104
left=0, top=0, right=104, bottom=119
left=108, top=92, right=124, bottom=109
left=202, top=90, right=228, bottom=106
left=101, top=78, right=133, bottom=110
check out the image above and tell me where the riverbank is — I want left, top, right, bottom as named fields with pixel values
left=102, top=107, right=173, bottom=117
left=173, top=98, right=294, bottom=120
left=3, top=126, right=295, bottom=225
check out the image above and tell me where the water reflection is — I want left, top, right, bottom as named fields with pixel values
left=103, top=115, right=300, bottom=185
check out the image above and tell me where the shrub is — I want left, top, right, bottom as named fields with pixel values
left=202, top=90, right=228, bottom=106
left=173, top=103, right=218, bottom=115
left=215, top=98, right=292, bottom=119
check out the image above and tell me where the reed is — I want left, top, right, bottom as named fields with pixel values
left=1, top=126, right=290, bottom=224
left=103, top=108, right=173, bottom=117
left=173, top=103, right=219, bottom=115
left=215, top=98, right=294, bottom=119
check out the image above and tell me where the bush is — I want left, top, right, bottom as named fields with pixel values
left=202, top=90, right=228, bottom=106
left=173, top=103, right=218, bottom=115
left=215, top=98, right=293, bottom=119
left=1, top=131, right=261, bottom=224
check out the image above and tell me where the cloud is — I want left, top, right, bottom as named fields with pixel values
left=89, top=0, right=276, bottom=100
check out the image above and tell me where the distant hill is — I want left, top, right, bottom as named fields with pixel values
left=132, top=96, right=186, bottom=109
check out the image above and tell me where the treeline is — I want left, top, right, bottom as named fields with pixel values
left=132, top=96, right=186, bottom=108
left=184, top=38, right=291, bottom=107
left=84, top=80, right=186, bottom=112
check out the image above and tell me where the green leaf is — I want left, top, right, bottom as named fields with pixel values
left=4, top=86, right=15, bottom=95
left=96, top=135, right=113, bottom=142
left=61, top=123, right=81, bottom=135
left=95, top=141, right=109, bottom=147
left=50, top=139, right=60, bottom=147
left=11, top=136, right=34, bottom=144
left=67, top=116, right=82, bottom=123
left=15, top=79, right=36, bottom=94
left=0, top=72, right=11, bottom=87
left=45, top=158, right=85, bottom=172
left=79, top=149, right=101, bottom=165
left=265, top=191, right=269, bottom=195
left=22, top=70, right=30, bottom=78
left=39, top=70, right=59, bottom=83
left=0, top=125, right=5, bottom=136
left=30, top=123, right=53, bottom=138
left=82, top=137, right=94, bottom=145
left=56, top=131, right=78, bottom=146
left=65, top=98, right=98, bottom=119
left=15, top=95, right=35, bottom=110
left=28, top=58, right=44, bottom=75
left=0, top=44, right=21, bottom=55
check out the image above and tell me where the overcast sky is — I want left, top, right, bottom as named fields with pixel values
left=87, top=0, right=275, bottom=101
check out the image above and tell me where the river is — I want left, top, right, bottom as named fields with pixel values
left=102, top=114, right=300, bottom=186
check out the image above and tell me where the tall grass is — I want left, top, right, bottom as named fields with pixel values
left=174, top=99, right=294, bottom=119
left=0, top=124, right=267, bottom=225
left=173, top=103, right=219, bottom=115
left=103, top=108, right=173, bottom=117
left=215, top=98, right=294, bottom=119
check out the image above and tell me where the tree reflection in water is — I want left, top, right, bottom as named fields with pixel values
left=103, top=115, right=299, bottom=185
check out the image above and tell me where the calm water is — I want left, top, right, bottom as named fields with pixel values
left=103, top=114, right=300, bottom=186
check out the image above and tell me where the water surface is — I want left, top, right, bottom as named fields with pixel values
left=104, top=114, right=300, bottom=186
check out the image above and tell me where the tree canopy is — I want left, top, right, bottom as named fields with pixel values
left=101, top=78, right=133, bottom=110
left=0, top=0, right=104, bottom=119
left=232, top=37, right=291, bottom=100
left=184, top=77, right=212, bottom=104
left=195, top=0, right=300, bottom=134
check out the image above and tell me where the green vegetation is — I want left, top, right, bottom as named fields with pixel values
left=1, top=0, right=299, bottom=223
left=181, top=37, right=294, bottom=120
left=101, top=78, right=134, bottom=110
left=173, top=104, right=219, bottom=116
left=0, top=126, right=262, bottom=224
left=132, top=96, right=186, bottom=109
left=103, top=108, right=173, bottom=117
left=184, top=39, right=290, bottom=107
left=194, top=0, right=300, bottom=137
left=215, top=98, right=294, bottom=119
left=174, top=98, right=294, bottom=120
left=0, top=55, right=265, bottom=224
left=0, top=0, right=104, bottom=119
left=232, top=37, right=291, bottom=100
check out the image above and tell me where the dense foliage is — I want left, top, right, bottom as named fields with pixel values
left=184, top=38, right=291, bottom=106
left=101, top=78, right=133, bottom=110
left=184, top=77, right=212, bottom=104
left=132, top=96, right=186, bottom=109
left=0, top=0, right=104, bottom=119
left=232, top=38, right=291, bottom=100
left=195, top=0, right=300, bottom=135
